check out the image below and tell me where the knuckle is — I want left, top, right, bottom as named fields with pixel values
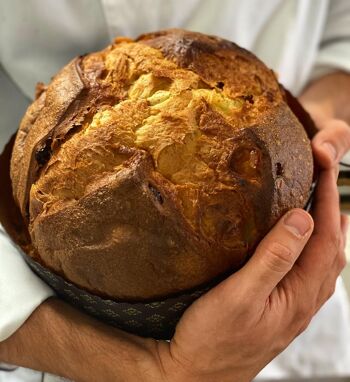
left=272, top=338, right=290, bottom=355
left=320, top=282, right=337, bottom=306
left=328, top=284, right=336, bottom=299
left=325, top=232, right=342, bottom=258
left=323, top=284, right=336, bottom=304
left=327, top=280, right=336, bottom=299
left=337, top=251, right=347, bottom=271
left=297, top=317, right=313, bottom=336
left=261, top=242, right=295, bottom=273
left=281, top=317, right=313, bottom=351
left=295, top=301, right=314, bottom=324
left=321, top=231, right=345, bottom=270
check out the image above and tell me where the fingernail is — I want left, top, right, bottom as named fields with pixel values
left=321, top=142, right=337, bottom=161
left=284, top=211, right=311, bottom=237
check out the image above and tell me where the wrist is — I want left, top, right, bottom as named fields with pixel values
left=48, top=301, right=165, bottom=382
left=0, top=298, right=164, bottom=382
left=0, top=298, right=72, bottom=378
left=155, top=341, right=252, bottom=382
left=73, top=324, right=164, bottom=382
left=0, top=339, right=9, bottom=365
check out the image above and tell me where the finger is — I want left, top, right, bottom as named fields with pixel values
left=297, top=167, right=340, bottom=279
left=316, top=252, right=346, bottom=311
left=341, top=214, right=349, bottom=249
left=312, top=120, right=350, bottom=169
left=316, top=216, right=348, bottom=308
left=335, top=163, right=339, bottom=180
left=234, top=209, right=314, bottom=300
left=310, top=167, right=340, bottom=239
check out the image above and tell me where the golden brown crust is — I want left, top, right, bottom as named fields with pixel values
left=11, top=29, right=313, bottom=300
left=138, top=29, right=281, bottom=100
left=12, top=58, right=86, bottom=218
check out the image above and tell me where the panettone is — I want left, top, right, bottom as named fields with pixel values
left=10, top=29, right=313, bottom=301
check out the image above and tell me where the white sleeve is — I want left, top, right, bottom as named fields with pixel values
left=310, top=0, right=350, bottom=81
left=0, top=226, right=54, bottom=342
left=0, top=67, right=54, bottom=342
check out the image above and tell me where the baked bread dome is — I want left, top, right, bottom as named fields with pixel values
left=11, top=29, right=313, bottom=301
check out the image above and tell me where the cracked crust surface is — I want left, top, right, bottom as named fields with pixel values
left=11, top=29, right=313, bottom=300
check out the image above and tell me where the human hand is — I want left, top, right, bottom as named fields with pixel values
left=155, top=122, right=350, bottom=382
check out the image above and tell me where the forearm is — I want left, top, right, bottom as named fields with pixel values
left=299, top=71, right=350, bottom=124
left=0, top=298, right=162, bottom=382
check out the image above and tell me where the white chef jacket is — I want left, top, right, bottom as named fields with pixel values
left=1, top=0, right=350, bottom=380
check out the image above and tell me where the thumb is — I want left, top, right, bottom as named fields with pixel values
left=235, top=209, right=314, bottom=299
